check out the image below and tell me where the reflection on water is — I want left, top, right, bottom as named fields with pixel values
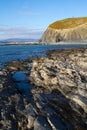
left=13, top=71, right=32, bottom=96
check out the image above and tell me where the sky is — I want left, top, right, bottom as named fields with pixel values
left=0, top=0, right=87, bottom=40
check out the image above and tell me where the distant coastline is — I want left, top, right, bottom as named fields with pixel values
left=0, top=38, right=39, bottom=46
left=0, top=41, right=87, bottom=46
left=0, top=42, right=39, bottom=46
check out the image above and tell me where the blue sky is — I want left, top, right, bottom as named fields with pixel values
left=0, top=0, right=87, bottom=40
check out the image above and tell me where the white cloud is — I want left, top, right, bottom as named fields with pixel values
left=0, top=27, right=43, bottom=40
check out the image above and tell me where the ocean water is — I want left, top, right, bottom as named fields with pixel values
left=0, top=44, right=87, bottom=68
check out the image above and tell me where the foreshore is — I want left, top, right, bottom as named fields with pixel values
left=0, top=48, right=87, bottom=130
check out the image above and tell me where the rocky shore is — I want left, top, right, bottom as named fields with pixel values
left=0, top=48, right=87, bottom=130
left=30, top=48, right=87, bottom=129
left=0, top=69, right=31, bottom=130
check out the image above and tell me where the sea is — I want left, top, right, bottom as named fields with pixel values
left=0, top=43, right=87, bottom=68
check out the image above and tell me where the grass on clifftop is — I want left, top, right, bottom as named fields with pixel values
left=49, top=17, right=87, bottom=29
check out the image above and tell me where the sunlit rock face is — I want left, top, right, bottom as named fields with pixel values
left=30, top=48, right=87, bottom=128
left=40, top=17, right=87, bottom=43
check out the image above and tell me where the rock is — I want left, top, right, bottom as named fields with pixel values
left=27, top=115, right=34, bottom=129
left=34, top=116, right=52, bottom=130
left=0, top=69, right=7, bottom=75
left=1, top=48, right=87, bottom=130
left=0, top=84, right=3, bottom=90
left=30, top=48, right=87, bottom=129
left=40, top=17, right=87, bottom=43
left=47, top=116, right=68, bottom=130
left=0, top=71, right=29, bottom=130
left=7, top=66, right=18, bottom=71
left=0, top=71, right=4, bottom=75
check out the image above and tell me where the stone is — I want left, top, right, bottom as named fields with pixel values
left=1, top=48, right=87, bottom=130
left=27, top=115, right=34, bottom=129
left=30, top=48, right=87, bottom=128
left=47, top=116, right=68, bottom=130
left=34, top=116, right=52, bottom=130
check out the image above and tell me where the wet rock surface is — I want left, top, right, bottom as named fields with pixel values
left=0, top=48, right=87, bottom=130
left=0, top=70, right=29, bottom=130
left=0, top=69, right=70, bottom=130
left=30, top=48, right=87, bottom=129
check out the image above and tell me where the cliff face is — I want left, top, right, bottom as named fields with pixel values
left=40, top=17, right=87, bottom=43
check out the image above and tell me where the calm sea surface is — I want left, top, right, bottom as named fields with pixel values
left=0, top=44, right=87, bottom=68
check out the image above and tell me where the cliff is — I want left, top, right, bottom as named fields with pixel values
left=40, top=17, right=87, bottom=43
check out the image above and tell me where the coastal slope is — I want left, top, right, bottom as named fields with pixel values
left=40, top=17, right=87, bottom=43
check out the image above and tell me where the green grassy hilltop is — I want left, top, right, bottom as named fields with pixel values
left=49, top=17, right=87, bottom=29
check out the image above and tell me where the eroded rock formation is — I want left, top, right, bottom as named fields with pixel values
left=0, top=48, right=87, bottom=130
left=30, top=48, right=87, bottom=129
left=40, top=17, right=87, bottom=43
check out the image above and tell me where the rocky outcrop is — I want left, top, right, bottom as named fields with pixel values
left=1, top=48, right=87, bottom=130
left=0, top=69, right=31, bottom=130
left=40, top=17, right=87, bottom=43
left=0, top=69, right=73, bottom=130
left=30, top=48, right=87, bottom=129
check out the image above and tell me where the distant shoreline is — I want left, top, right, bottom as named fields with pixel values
left=0, top=42, right=39, bottom=46
left=0, top=41, right=87, bottom=46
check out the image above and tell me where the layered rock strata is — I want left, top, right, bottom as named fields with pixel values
left=0, top=48, right=87, bottom=130
left=0, top=70, right=72, bottom=130
left=40, top=17, right=87, bottom=43
left=30, top=48, right=87, bottom=129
